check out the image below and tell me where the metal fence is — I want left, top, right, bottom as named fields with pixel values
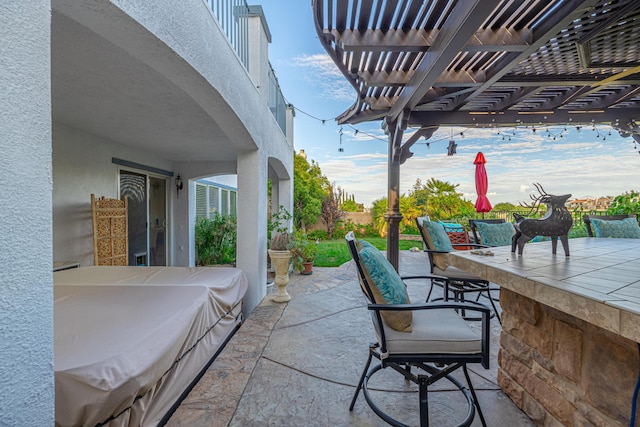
left=472, top=210, right=635, bottom=227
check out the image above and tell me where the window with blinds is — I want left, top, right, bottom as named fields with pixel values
left=195, top=184, right=207, bottom=219
left=195, top=182, right=237, bottom=219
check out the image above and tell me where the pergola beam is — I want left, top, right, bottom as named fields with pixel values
left=387, top=0, right=502, bottom=122
left=333, top=27, right=533, bottom=53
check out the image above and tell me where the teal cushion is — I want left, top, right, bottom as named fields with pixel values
left=439, top=220, right=464, bottom=232
left=359, top=244, right=408, bottom=305
left=591, top=217, right=640, bottom=238
left=476, top=222, right=515, bottom=246
left=421, top=219, right=454, bottom=252
left=358, top=242, right=412, bottom=332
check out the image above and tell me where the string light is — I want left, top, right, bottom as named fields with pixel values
left=284, top=97, right=640, bottom=157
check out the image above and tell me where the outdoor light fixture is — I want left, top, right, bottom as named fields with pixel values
left=447, top=140, right=457, bottom=156
left=175, top=174, right=183, bottom=198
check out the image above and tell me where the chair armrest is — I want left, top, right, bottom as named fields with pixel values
left=367, top=301, right=491, bottom=315
left=367, top=301, right=491, bottom=368
left=421, top=248, right=449, bottom=255
left=400, top=274, right=449, bottom=282
left=452, top=243, right=489, bottom=249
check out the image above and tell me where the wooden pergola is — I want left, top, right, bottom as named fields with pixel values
left=312, top=0, right=640, bottom=269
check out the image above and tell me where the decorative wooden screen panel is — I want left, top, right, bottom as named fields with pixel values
left=91, top=194, right=128, bottom=266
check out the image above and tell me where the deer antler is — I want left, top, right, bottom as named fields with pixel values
left=519, top=183, right=547, bottom=215
left=533, top=182, right=547, bottom=196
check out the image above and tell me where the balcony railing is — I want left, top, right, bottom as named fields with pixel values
left=204, top=0, right=249, bottom=69
left=268, top=63, right=287, bottom=134
left=204, top=0, right=288, bottom=135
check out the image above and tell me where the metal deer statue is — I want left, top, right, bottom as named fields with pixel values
left=511, top=183, right=573, bottom=256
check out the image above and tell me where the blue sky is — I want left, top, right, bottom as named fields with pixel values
left=259, top=1, right=639, bottom=208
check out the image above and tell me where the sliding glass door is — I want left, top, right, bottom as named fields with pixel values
left=119, top=170, right=168, bottom=266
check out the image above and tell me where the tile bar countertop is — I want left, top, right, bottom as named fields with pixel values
left=447, top=238, right=640, bottom=342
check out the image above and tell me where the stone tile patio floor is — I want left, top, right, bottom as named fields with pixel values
left=167, top=250, right=534, bottom=426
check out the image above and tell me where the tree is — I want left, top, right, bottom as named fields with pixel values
left=407, top=178, right=474, bottom=220
left=493, top=202, right=517, bottom=211
left=371, top=197, right=389, bottom=237
left=341, top=198, right=360, bottom=212
left=293, top=152, right=328, bottom=232
left=321, top=183, right=346, bottom=239
left=607, top=190, right=640, bottom=215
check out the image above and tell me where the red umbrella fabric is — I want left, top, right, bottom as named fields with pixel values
left=474, top=152, right=492, bottom=213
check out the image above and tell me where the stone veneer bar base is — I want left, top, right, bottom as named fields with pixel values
left=498, top=288, right=639, bottom=426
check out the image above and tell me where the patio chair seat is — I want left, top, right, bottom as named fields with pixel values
left=433, top=265, right=483, bottom=282
left=373, top=308, right=483, bottom=355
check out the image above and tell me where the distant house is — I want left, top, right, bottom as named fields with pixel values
left=3, top=2, right=294, bottom=424
left=566, top=197, right=613, bottom=211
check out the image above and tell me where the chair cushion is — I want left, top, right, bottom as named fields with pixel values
left=439, top=221, right=464, bottom=232
left=374, top=308, right=482, bottom=355
left=421, top=219, right=454, bottom=252
left=359, top=242, right=412, bottom=332
left=475, top=222, right=515, bottom=246
left=417, top=217, right=453, bottom=271
left=591, top=217, right=640, bottom=238
left=434, top=265, right=487, bottom=283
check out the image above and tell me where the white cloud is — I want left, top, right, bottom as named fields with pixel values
left=292, top=53, right=355, bottom=102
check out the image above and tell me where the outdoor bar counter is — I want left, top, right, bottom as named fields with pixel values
left=448, top=238, right=640, bottom=426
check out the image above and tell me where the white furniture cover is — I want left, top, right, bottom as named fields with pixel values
left=54, top=267, right=248, bottom=427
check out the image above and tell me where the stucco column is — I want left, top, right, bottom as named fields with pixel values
left=237, top=150, right=269, bottom=314
left=0, top=2, right=55, bottom=424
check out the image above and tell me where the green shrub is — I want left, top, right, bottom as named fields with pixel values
left=195, top=215, right=237, bottom=265
left=307, top=229, right=328, bottom=240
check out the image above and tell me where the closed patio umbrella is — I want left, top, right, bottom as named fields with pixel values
left=474, top=152, right=492, bottom=216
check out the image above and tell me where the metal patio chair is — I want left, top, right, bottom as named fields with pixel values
left=416, top=217, right=501, bottom=324
left=468, top=219, right=514, bottom=247
left=583, top=214, right=638, bottom=238
left=346, top=232, right=490, bottom=427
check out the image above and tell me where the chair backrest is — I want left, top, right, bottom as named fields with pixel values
left=345, top=231, right=376, bottom=303
left=442, top=223, right=473, bottom=250
left=415, top=217, right=453, bottom=272
left=583, top=214, right=635, bottom=237
left=468, top=219, right=508, bottom=246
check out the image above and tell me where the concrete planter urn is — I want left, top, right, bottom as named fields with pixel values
left=268, top=249, right=292, bottom=302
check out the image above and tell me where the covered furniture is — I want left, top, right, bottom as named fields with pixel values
left=54, top=266, right=248, bottom=427
left=582, top=214, right=640, bottom=238
left=345, top=232, right=490, bottom=426
left=91, top=194, right=128, bottom=266
left=417, top=217, right=501, bottom=324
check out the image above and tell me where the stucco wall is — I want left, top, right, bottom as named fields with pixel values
left=0, top=1, right=55, bottom=424
left=53, top=123, right=173, bottom=267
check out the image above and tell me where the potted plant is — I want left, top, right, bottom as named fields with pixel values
left=290, top=231, right=318, bottom=275
left=267, top=206, right=293, bottom=302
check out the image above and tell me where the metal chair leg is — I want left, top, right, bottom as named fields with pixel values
left=350, top=350, right=373, bottom=410
left=463, top=365, right=487, bottom=427
left=419, top=375, right=429, bottom=426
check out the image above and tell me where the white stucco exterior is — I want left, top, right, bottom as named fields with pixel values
left=2, top=0, right=293, bottom=423
left=0, top=1, right=55, bottom=425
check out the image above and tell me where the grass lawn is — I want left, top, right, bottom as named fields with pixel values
left=314, top=237, right=420, bottom=267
